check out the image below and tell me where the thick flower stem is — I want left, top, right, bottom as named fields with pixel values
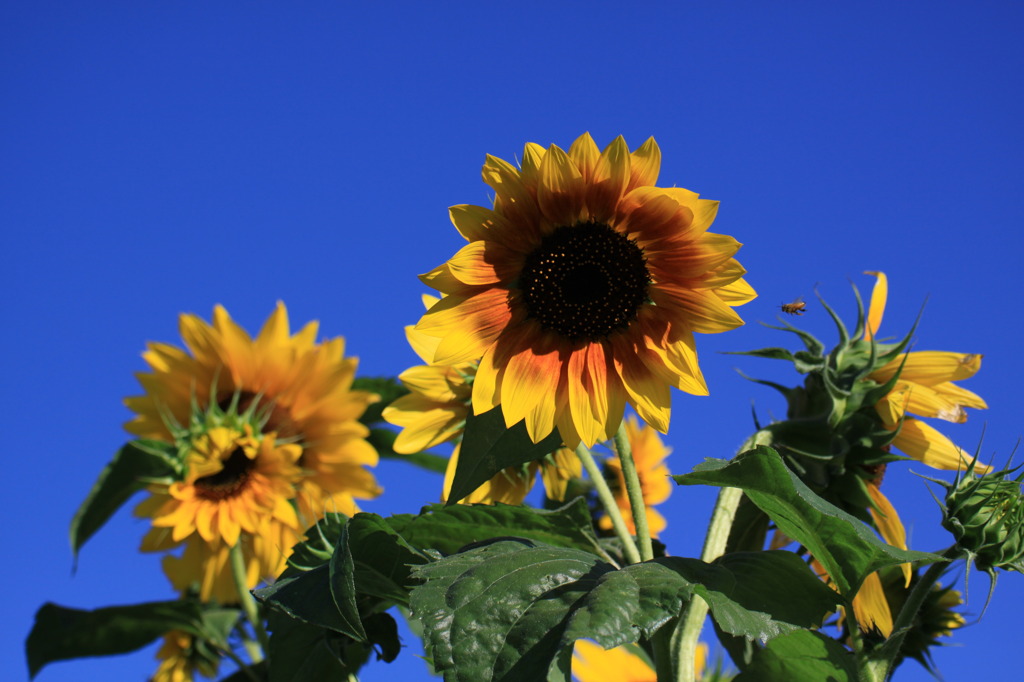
left=230, top=541, right=270, bottom=663
left=614, top=423, right=654, bottom=562
left=660, top=431, right=772, bottom=682
left=575, top=443, right=642, bottom=565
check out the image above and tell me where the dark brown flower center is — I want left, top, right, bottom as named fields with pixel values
left=519, top=221, right=650, bottom=341
left=195, top=447, right=255, bottom=500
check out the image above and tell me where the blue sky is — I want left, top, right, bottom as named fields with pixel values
left=4, top=2, right=1023, bottom=680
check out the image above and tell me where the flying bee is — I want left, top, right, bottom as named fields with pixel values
left=780, top=297, right=806, bottom=315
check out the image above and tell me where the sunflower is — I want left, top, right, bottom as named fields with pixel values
left=863, top=272, right=988, bottom=472
left=599, top=416, right=672, bottom=538
left=151, top=630, right=217, bottom=682
left=135, top=425, right=304, bottom=602
left=572, top=639, right=707, bottom=682
left=127, top=304, right=381, bottom=600
left=385, top=301, right=582, bottom=504
left=415, top=133, right=755, bottom=448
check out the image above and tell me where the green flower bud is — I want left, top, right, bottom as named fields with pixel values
left=940, top=462, right=1024, bottom=574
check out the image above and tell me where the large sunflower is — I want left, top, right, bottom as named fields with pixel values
left=415, top=133, right=755, bottom=448
left=125, top=302, right=381, bottom=523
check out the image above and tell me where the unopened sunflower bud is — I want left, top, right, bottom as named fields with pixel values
left=941, top=463, right=1024, bottom=574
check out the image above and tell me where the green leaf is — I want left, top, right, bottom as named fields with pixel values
left=448, top=405, right=562, bottom=503
left=389, top=498, right=604, bottom=556
left=733, top=629, right=857, bottom=682
left=353, top=376, right=409, bottom=425
left=674, top=447, right=941, bottom=596
left=254, top=564, right=359, bottom=637
left=26, top=600, right=202, bottom=679
left=346, top=513, right=430, bottom=605
left=411, top=539, right=611, bottom=682
left=367, top=426, right=450, bottom=474
left=69, top=439, right=178, bottom=563
left=330, top=524, right=369, bottom=642
left=265, top=609, right=357, bottom=682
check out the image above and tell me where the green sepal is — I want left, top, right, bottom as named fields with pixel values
left=447, top=405, right=562, bottom=504
left=674, top=447, right=942, bottom=596
left=26, top=599, right=203, bottom=679
left=69, top=439, right=179, bottom=565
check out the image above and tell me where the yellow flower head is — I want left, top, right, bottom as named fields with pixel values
left=416, top=133, right=755, bottom=448
left=572, top=639, right=706, bottom=682
left=599, top=416, right=672, bottom=538
left=125, top=302, right=381, bottom=525
left=135, top=425, right=304, bottom=601
left=863, top=272, right=989, bottom=472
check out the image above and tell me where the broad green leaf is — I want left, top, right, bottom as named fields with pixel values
left=346, top=513, right=430, bottom=605
left=353, top=376, right=408, bottom=425
left=265, top=609, right=358, bottom=682
left=733, top=629, right=857, bottom=682
left=674, top=447, right=941, bottom=595
left=562, top=552, right=838, bottom=649
left=363, top=611, right=401, bottom=664
left=254, top=564, right=359, bottom=637
left=329, top=523, right=368, bottom=642
left=411, top=539, right=610, bottom=682
left=69, top=439, right=178, bottom=562
left=389, top=498, right=604, bottom=556
left=367, top=426, right=450, bottom=474
left=26, top=600, right=201, bottom=678
left=448, top=405, right=562, bottom=503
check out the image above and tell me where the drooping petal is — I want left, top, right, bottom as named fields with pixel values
left=446, top=240, right=519, bottom=286
left=867, top=484, right=911, bottom=587
left=892, top=418, right=990, bottom=472
left=872, top=352, right=983, bottom=386
left=851, top=571, right=894, bottom=637
left=416, top=289, right=512, bottom=365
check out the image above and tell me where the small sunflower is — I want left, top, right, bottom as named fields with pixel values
left=572, top=639, right=707, bottom=682
left=599, top=416, right=672, bottom=538
left=864, top=272, right=988, bottom=472
left=151, top=630, right=218, bottom=682
left=126, top=302, right=381, bottom=522
left=384, top=302, right=582, bottom=504
left=135, top=425, right=304, bottom=602
left=416, top=133, right=755, bottom=448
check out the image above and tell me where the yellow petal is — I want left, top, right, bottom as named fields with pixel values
left=612, top=341, right=671, bottom=433
left=873, top=352, right=983, bottom=386
left=446, top=240, right=518, bottom=286
left=537, top=144, right=586, bottom=227
left=892, top=418, right=990, bottom=472
left=416, top=289, right=511, bottom=365
left=628, top=137, right=661, bottom=189
left=867, top=484, right=911, bottom=587
left=864, top=271, right=887, bottom=341
left=586, top=136, right=630, bottom=223
left=568, top=132, right=600, bottom=181
left=852, top=571, right=893, bottom=637
left=652, top=283, right=745, bottom=334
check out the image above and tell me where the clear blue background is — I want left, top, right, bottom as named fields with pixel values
left=4, top=2, right=1022, bottom=680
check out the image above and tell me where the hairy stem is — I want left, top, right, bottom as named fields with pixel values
left=576, top=442, right=642, bottom=565
left=230, top=541, right=270, bottom=662
left=614, top=423, right=654, bottom=562
left=665, top=430, right=772, bottom=682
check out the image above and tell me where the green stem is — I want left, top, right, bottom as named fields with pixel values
left=614, top=423, right=654, bottom=562
left=230, top=541, right=270, bottom=662
left=575, top=442, right=642, bottom=565
left=661, top=430, right=772, bottom=682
